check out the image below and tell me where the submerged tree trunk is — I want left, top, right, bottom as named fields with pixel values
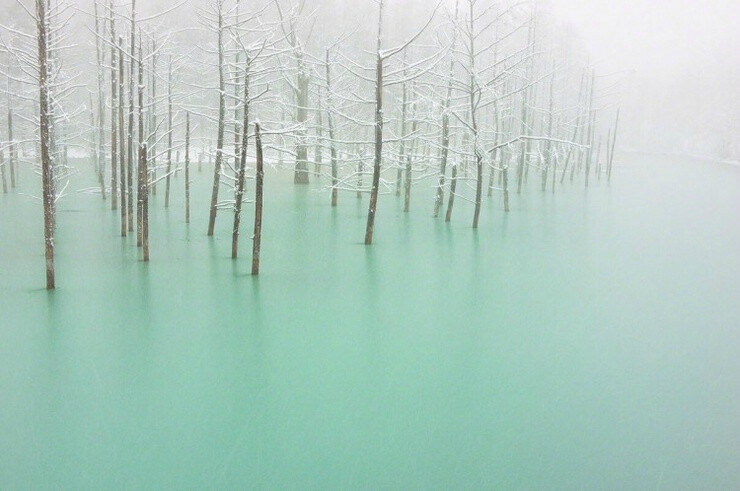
left=364, top=53, right=383, bottom=245
left=252, top=123, right=264, bottom=275
left=94, top=0, right=106, bottom=200
left=293, top=69, right=309, bottom=184
left=140, top=144, right=149, bottom=261
left=232, top=62, right=250, bottom=259
left=165, top=60, right=173, bottom=208
left=37, top=0, right=54, bottom=289
left=118, top=36, right=127, bottom=236
left=7, top=109, right=16, bottom=189
left=126, top=4, right=136, bottom=233
left=1, top=145, right=6, bottom=193
left=445, top=162, right=457, bottom=223
left=185, top=112, right=190, bottom=224
left=608, top=109, right=620, bottom=181
left=325, top=51, right=338, bottom=207
left=136, top=39, right=145, bottom=248
left=207, top=0, right=226, bottom=236
left=109, top=8, right=118, bottom=210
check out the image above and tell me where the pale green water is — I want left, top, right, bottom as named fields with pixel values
left=1, top=156, right=739, bottom=489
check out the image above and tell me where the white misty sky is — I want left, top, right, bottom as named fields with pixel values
left=548, top=0, right=739, bottom=77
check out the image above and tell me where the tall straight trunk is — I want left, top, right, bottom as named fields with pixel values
left=404, top=112, right=418, bottom=212
left=232, top=62, right=250, bottom=259
left=433, top=99, right=450, bottom=217
left=140, top=144, right=149, bottom=261
left=1, top=146, right=7, bottom=193
left=185, top=112, right=190, bottom=223
left=325, top=51, right=338, bottom=207
left=137, top=40, right=145, bottom=248
left=126, top=4, right=135, bottom=232
left=7, top=109, right=16, bottom=188
left=293, top=69, right=309, bottom=184
left=207, top=0, right=226, bottom=236
left=94, top=0, right=106, bottom=200
left=445, top=162, right=457, bottom=222
left=165, top=60, right=173, bottom=208
left=37, top=0, right=54, bottom=289
left=315, top=87, right=323, bottom=176
left=109, top=5, right=118, bottom=210
left=118, top=36, right=127, bottom=236
left=542, top=68, right=555, bottom=192
left=503, top=159, right=510, bottom=212
left=395, top=73, right=408, bottom=196
left=149, top=39, right=157, bottom=196
left=608, top=109, right=620, bottom=181
left=516, top=91, right=527, bottom=194
left=364, top=53, right=383, bottom=245
left=252, top=123, right=264, bottom=275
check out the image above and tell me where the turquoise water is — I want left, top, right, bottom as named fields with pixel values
left=1, top=156, right=739, bottom=488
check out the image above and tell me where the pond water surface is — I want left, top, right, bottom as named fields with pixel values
left=1, top=155, right=738, bottom=488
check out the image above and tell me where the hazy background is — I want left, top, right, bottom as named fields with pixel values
left=548, top=0, right=739, bottom=159
left=1, top=0, right=738, bottom=160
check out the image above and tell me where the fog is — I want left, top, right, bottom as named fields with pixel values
left=550, top=0, right=739, bottom=157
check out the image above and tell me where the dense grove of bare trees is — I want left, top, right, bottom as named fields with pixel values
left=0, top=0, right=625, bottom=289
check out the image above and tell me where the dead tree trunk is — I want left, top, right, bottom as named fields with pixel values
left=7, top=109, right=16, bottom=189
left=165, top=59, right=173, bottom=208
left=93, top=0, right=106, bottom=200
left=1, top=145, right=7, bottom=193
left=207, top=0, right=226, bottom=236
left=396, top=72, right=408, bottom=197
left=118, top=36, right=127, bottom=236
left=325, top=50, right=338, bottom=207
left=445, top=162, right=457, bottom=222
left=364, top=54, right=383, bottom=245
left=149, top=39, right=157, bottom=196
left=232, top=62, right=250, bottom=259
left=37, top=0, right=54, bottom=289
left=109, top=4, right=118, bottom=210
left=185, top=112, right=190, bottom=223
left=136, top=38, right=145, bottom=248
left=293, top=69, right=309, bottom=184
left=608, top=109, right=620, bottom=181
left=140, top=144, right=149, bottom=261
left=252, top=123, right=264, bottom=275
left=126, top=3, right=136, bottom=233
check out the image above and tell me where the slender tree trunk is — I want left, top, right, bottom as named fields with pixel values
left=7, top=109, right=16, bottom=189
left=109, top=6, right=118, bottom=210
left=207, top=0, right=226, bottom=236
left=608, top=109, right=620, bottom=181
left=126, top=5, right=135, bottom=232
left=364, top=54, right=383, bottom=245
left=1, top=146, right=7, bottom=193
left=93, top=0, right=106, bottom=200
left=140, top=144, right=149, bottom=261
left=294, top=69, right=310, bottom=184
left=137, top=39, right=145, bottom=248
left=396, top=74, right=408, bottom=197
left=404, top=112, right=418, bottom=213
left=325, top=51, right=338, bottom=207
left=185, top=112, right=190, bottom=223
left=37, top=0, right=54, bottom=289
left=232, top=62, right=250, bottom=259
left=165, top=60, right=173, bottom=208
left=315, top=86, right=323, bottom=176
left=150, top=39, right=157, bottom=196
left=252, top=123, right=264, bottom=275
left=445, top=162, right=457, bottom=222
left=118, top=36, right=127, bottom=236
